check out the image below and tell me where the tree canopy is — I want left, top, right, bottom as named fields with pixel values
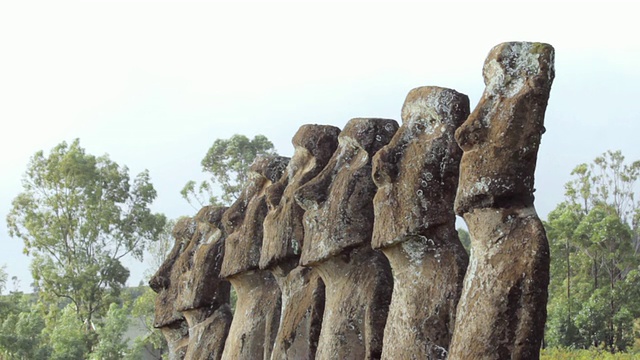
left=0, top=265, right=7, bottom=295
left=6, top=139, right=166, bottom=336
left=181, top=134, right=276, bottom=207
left=545, top=150, right=640, bottom=352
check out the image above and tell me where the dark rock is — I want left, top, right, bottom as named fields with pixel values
left=149, top=217, right=196, bottom=360
left=270, top=267, right=325, bottom=360
left=261, top=124, right=339, bottom=360
left=454, top=42, right=555, bottom=215
left=172, top=206, right=232, bottom=360
left=261, top=124, right=340, bottom=271
left=183, top=307, right=233, bottom=360
left=295, top=118, right=398, bottom=265
left=449, top=42, right=554, bottom=359
left=295, top=118, right=398, bottom=359
left=448, top=208, right=550, bottom=359
left=312, top=247, right=392, bottom=360
left=371, top=86, right=469, bottom=359
left=220, top=271, right=282, bottom=360
left=220, top=155, right=289, bottom=278
left=219, top=155, right=289, bottom=360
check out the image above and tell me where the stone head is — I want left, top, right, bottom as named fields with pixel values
left=454, top=42, right=555, bottom=215
left=295, top=118, right=398, bottom=265
left=174, top=206, right=230, bottom=312
left=372, top=87, right=469, bottom=249
left=260, top=124, right=340, bottom=272
left=220, top=155, right=290, bottom=278
left=149, top=217, right=196, bottom=328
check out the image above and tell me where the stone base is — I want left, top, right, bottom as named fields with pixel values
left=270, top=266, right=325, bottom=360
left=161, top=322, right=189, bottom=360
left=449, top=207, right=550, bottom=359
left=183, top=306, right=232, bottom=360
left=221, top=270, right=281, bottom=360
left=380, top=225, right=467, bottom=359
left=314, top=246, right=392, bottom=360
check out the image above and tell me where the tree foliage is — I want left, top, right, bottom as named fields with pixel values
left=90, top=303, right=131, bottom=360
left=126, top=286, right=167, bottom=360
left=48, top=304, right=89, bottom=360
left=0, top=294, right=49, bottom=359
left=144, top=219, right=177, bottom=281
left=457, top=228, right=471, bottom=253
left=5, top=139, right=166, bottom=348
left=181, top=134, right=276, bottom=207
left=0, top=265, right=7, bottom=295
left=545, top=150, right=640, bottom=352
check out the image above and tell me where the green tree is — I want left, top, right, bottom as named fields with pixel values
left=125, top=287, right=167, bottom=360
left=48, top=304, right=89, bottom=360
left=0, top=295, right=50, bottom=359
left=6, top=139, right=166, bottom=349
left=545, top=150, right=640, bottom=352
left=144, top=219, right=177, bottom=280
left=457, top=228, right=471, bottom=253
left=0, top=265, right=7, bottom=295
left=123, top=219, right=176, bottom=360
left=89, top=303, right=130, bottom=360
left=181, top=134, right=276, bottom=207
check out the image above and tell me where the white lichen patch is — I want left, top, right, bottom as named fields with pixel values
left=401, top=237, right=429, bottom=265
left=291, top=238, right=300, bottom=255
left=473, top=176, right=492, bottom=194
left=485, top=42, right=542, bottom=97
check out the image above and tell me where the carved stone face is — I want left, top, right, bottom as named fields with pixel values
left=454, top=42, right=555, bottom=215
left=174, top=206, right=230, bottom=312
left=220, top=155, right=289, bottom=278
left=260, top=125, right=340, bottom=271
left=149, top=217, right=196, bottom=328
left=372, top=87, right=469, bottom=249
left=295, top=118, right=398, bottom=266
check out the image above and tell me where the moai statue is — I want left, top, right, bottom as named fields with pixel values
left=219, top=155, right=290, bottom=360
left=149, top=218, right=195, bottom=360
left=448, top=42, right=555, bottom=359
left=295, top=118, right=398, bottom=360
left=260, top=124, right=340, bottom=360
left=371, top=86, right=470, bottom=359
left=173, top=206, right=232, bottom=360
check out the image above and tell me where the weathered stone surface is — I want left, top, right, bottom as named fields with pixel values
left=161, top=326, right=189, bottom=360
left=219, top=155, right=289, bottom=360
left=454, top=42, right=555, bottom=215
left=295, top=118, right=397, bottom=359
left=449, top=42, right=554, bottom=359
left=270, top=267, right=325, bottom=360
left=221, top=271, right=282, bottom=360
left=295, top=118, right=399, bottom=265
left=313, top=248, right=392, bottom=360
left=183, top=308, right=233, bottom=360
left=175, top=206, right=230, bottom=312
left=378, top=227, right=466, bottom=359
left=448, top=208, right=550, bottom=359
left=149, top=218, right=196, bottom=360
left=261, top=124, right=339, bottom=360
left=173, top=206, right=232, bottom=360
left=371, top=86, right=469, bottom=359
left=220, top=155, right=290, bottom=278
left=148, top=42, right=556, bottom=359
left=261, top=124, right=340, bottom=271
left=372, top=87, right=468, bottom=248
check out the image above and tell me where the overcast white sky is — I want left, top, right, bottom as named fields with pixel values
left=1, top=0, right=639, bottom=292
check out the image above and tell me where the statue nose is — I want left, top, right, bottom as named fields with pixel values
left=372, top=147, right=396, bottom=187
left=455, top=111, right=486, bottom=152
left=294, top=168, right=332, bottom=211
